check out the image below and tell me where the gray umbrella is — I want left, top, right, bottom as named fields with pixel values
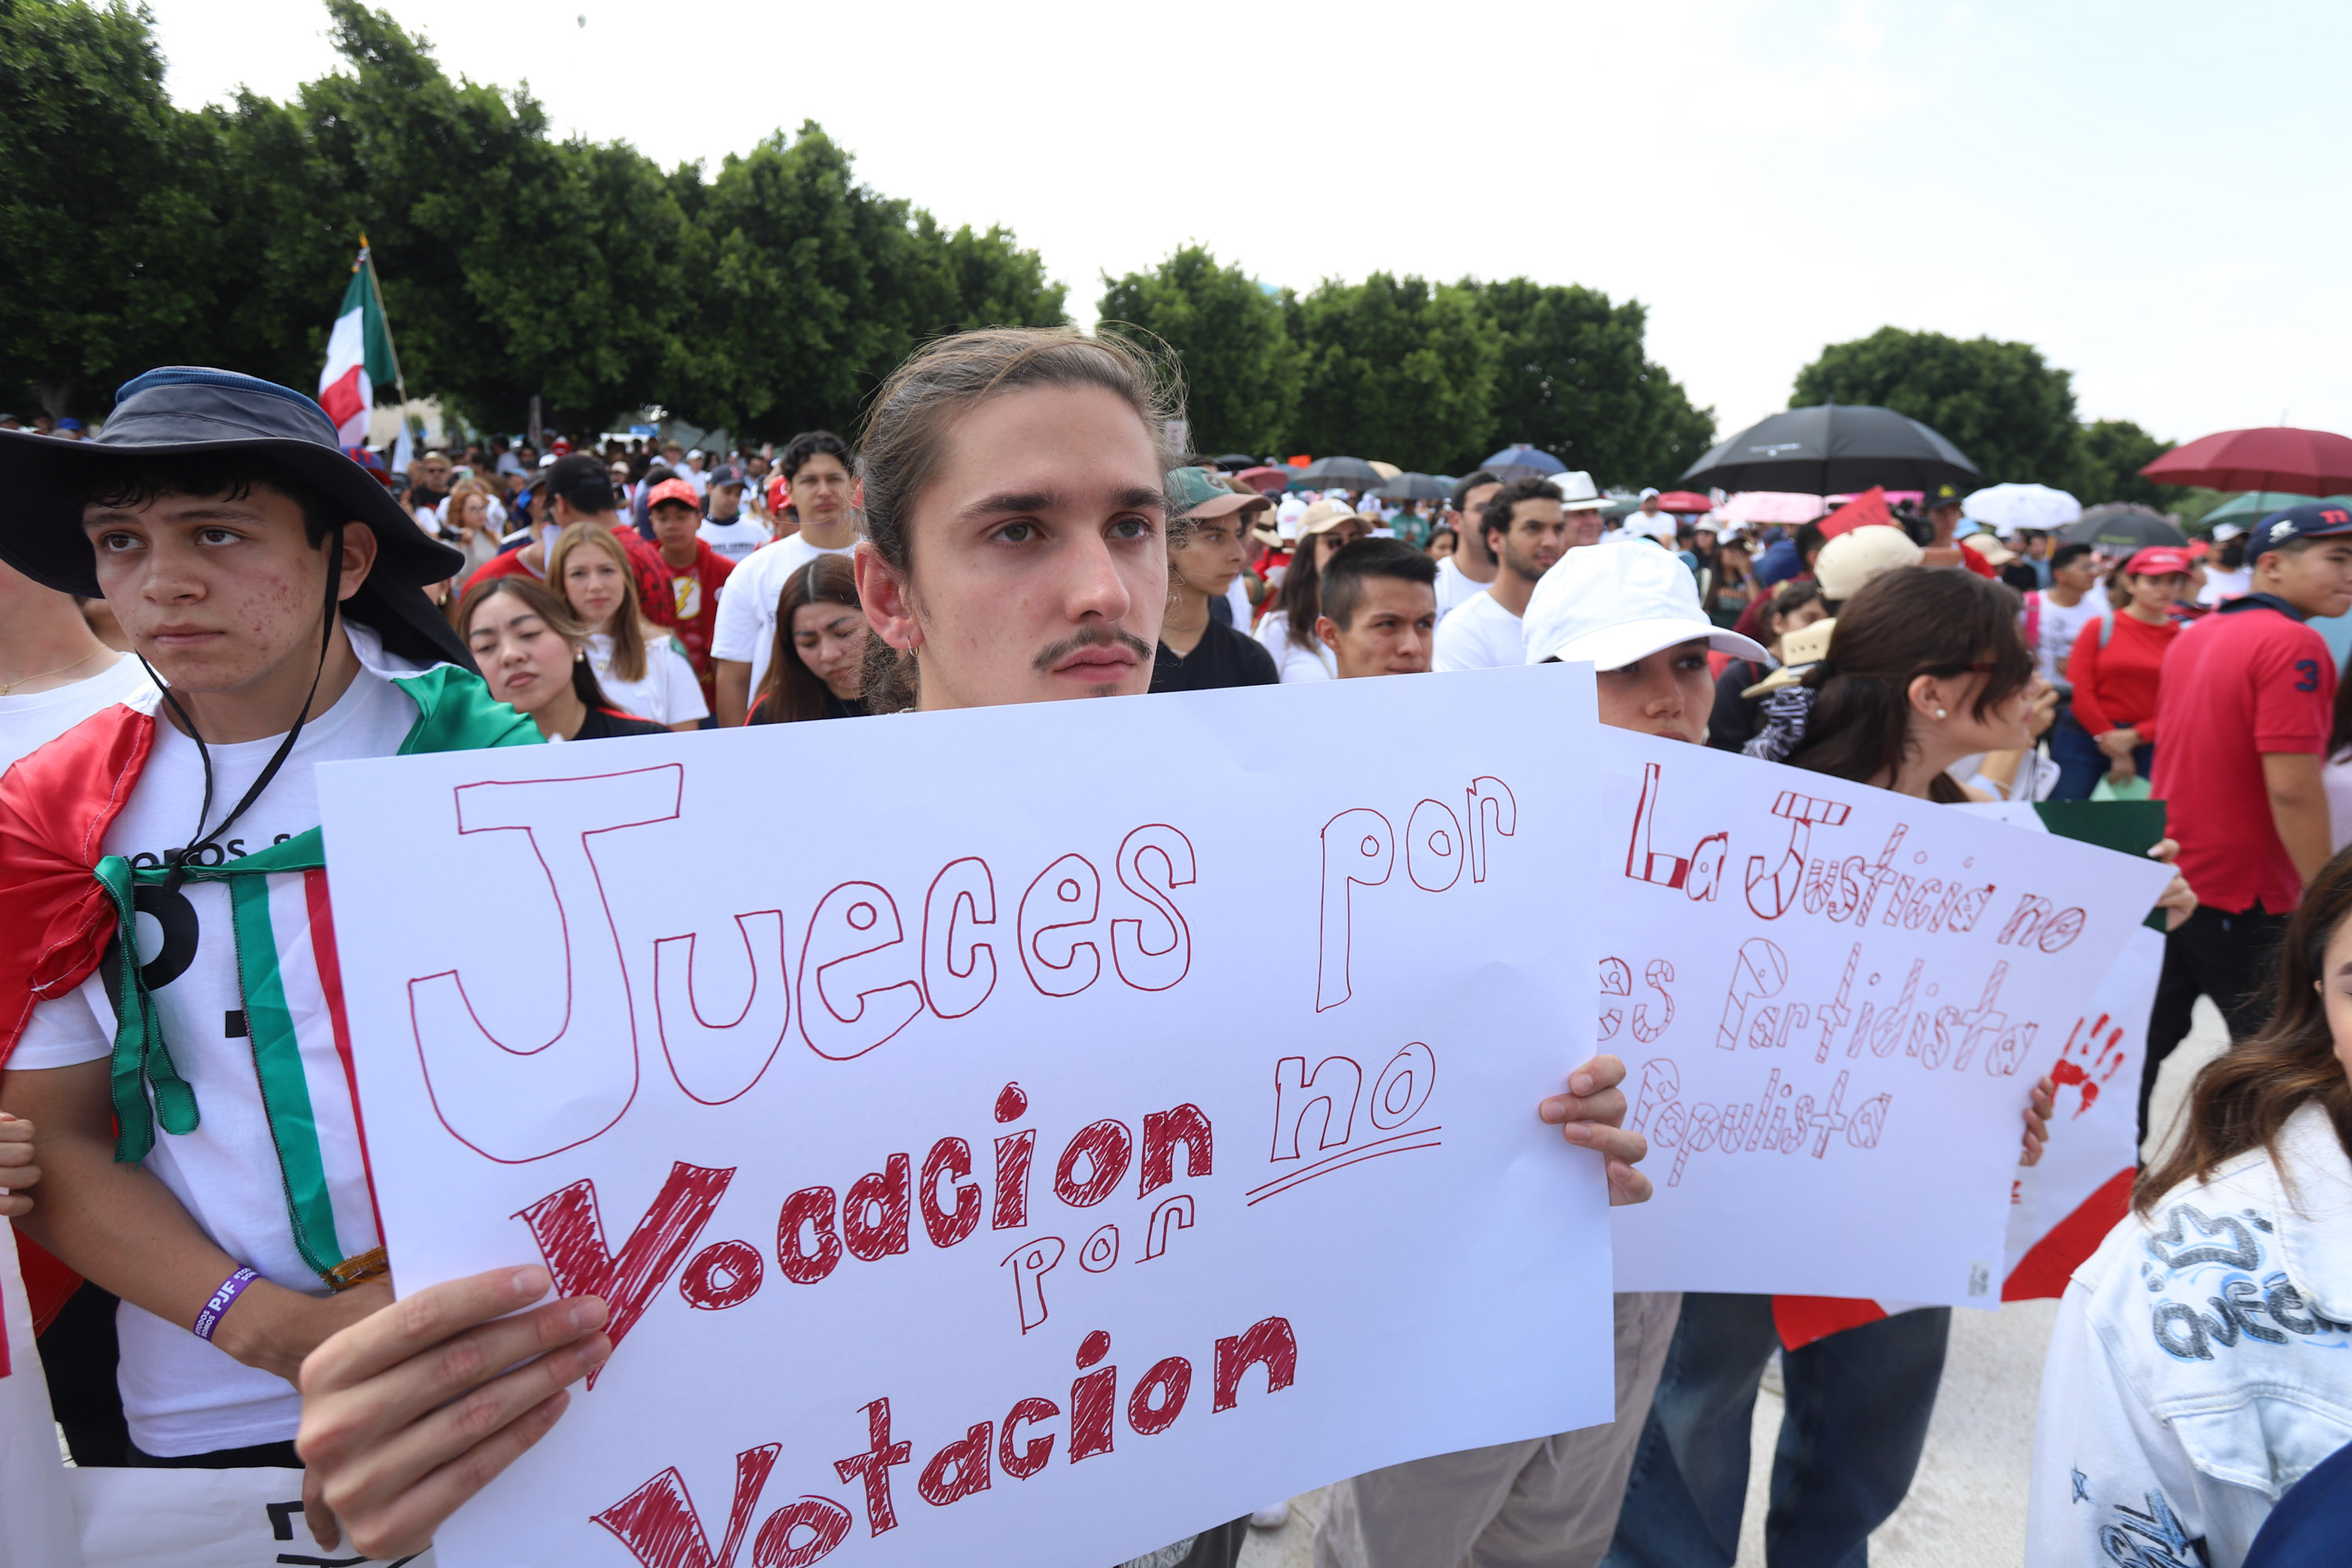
left=1680, top=403, right=1979, bottom=493
left=1373, top=472, right=1450, bottom=502
left=1290, top=455, right=1382, bottom=491
left=2062, top=504, right=2187, bottom=553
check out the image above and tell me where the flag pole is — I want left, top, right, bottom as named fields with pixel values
left=361, top=233, right=414, bottom=448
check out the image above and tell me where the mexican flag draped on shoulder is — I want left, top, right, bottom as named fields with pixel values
left=0, top=365, right=537, bottom=1461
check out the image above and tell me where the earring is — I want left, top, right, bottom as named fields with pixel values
left=1934, top=707, right=1947, bottom=720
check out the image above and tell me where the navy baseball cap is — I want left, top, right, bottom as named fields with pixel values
left=2250, top=500, right=2352, bottom=561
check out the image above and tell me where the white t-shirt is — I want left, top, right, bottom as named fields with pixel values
left=1432, top=588, right=1526, bottom=672
left=0, top=655, right=154, bottom=775
left=710, top=534, right=855, bottom=697
left=2326, top=751, right=2352, bottom=855
left=1254, top=615, right=1334, bottom=683
left=589, top=631, right=707, bottom=727
left=11, top=640, right=419, bottom=1455
left=2027, top=590, right=2106, bottom=691
left=697, top=515, right=770, bottom=564
left=1224, top=575, right=1251, bottom=630
left=1432, top=554, right=1494, bottom=626
left=2199, top=566, right=2252, bottom=607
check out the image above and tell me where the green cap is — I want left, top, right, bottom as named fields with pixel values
left=1167, top=465, right=1271, bottom=520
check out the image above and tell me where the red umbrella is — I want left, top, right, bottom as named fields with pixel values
left=1656, top=491, right=1712, bottom=514
left=1234, top=466, right=1293, bottom=495
left=2140, top=426, right=2352, bottom=495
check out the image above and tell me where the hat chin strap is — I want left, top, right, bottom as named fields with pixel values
left=151, top=528, right=346, bottom=895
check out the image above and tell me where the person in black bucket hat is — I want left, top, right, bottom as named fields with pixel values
left=0, top=367, right=543, bottom=1472
left=0, top=365, right=470, bottom=669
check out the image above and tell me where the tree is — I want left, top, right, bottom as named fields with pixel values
left=2071, top=418, right=2180, bottom=509
left=1287, top=274, right=1499, bottom=474
left=0, top=0, right=242, bottom=417
left=1476, top=279, right=1714, bottom=488
left=1791, top=327, right=2083, bottom=488
left=1098, top=246, right=1299, bottom=458
left=2, top=0, right=1068, bottom=437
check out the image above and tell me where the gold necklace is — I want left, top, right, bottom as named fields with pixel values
left=0, top=647, right=101, bottom=696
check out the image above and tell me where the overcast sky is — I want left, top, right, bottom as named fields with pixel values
left=145, top=0, right=2348, bottom=452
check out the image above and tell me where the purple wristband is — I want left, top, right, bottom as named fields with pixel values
left=193, top=1267, right=260, bottom=1342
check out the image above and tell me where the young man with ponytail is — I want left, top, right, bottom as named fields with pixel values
left=0, top=368, right=540, bottom=1468
left=285, top=327, right=1653, bottom=1560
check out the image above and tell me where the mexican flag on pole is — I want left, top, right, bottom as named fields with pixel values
left=316, top=241, right=398, bottom=447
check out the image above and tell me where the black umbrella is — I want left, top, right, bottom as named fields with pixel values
left=1290, top=455, right=1381, bottom=491
left=1373, top=472, right=1450, bottom=502
left=2062, top=503, right=2187, bottom=554
left=1211, top=453, right=1258, bottom=471
left=1680, top=404, right=1979, bottom=493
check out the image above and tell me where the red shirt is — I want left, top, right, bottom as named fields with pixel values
left=2067, top=612, right=2178, bottom=739
left=463, top=527, right=680, bottom=632
left=2150, top=598, right=2336, bottom=914
left=656, top=538, right=735, bottom=695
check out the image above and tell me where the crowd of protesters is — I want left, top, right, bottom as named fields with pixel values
left=0, top=333, right=2347, bottom=1568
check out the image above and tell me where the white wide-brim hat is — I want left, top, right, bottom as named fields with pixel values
left=1524, top=539, right=1769, bottom=670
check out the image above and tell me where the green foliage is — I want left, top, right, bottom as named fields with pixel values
left=2071, top=418, right=2180, bottom=510
left=1791, top=329, right=2190, bottom=509
left=0, top=0, right=1065, bottom=434
left=0, top=0, right=239, bottom=415
left=1098, top=246, right=1300, bottom=458
left=1287, top=274, right=1501, bottom=474
left=1477, top=279, right=1715, bottom=488
left=1792, top=327, right=2085, bottom=488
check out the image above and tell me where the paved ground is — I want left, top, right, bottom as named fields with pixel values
left=1240, top=1002, right=2230, bottom=1568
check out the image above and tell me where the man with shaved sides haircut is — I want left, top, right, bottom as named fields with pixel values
left=1317, top=537, right=1439, bottom=678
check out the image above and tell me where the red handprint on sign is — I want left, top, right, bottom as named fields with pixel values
left=2050, top=1012, right=2129, bottom=1119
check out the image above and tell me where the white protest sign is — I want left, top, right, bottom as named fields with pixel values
left=316, top=666, right=1613, bottom=1568
left=1599, top=730, right=2171, bottom=1305
left=2003, top=924, right=2160, bottom=1293
left=1, top=1218, right=80, bottom=1568
left=1951, top=800, right=2164, bottom=1295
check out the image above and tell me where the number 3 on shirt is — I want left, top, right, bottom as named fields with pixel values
left=2296, top=658, right=2321, bottom=692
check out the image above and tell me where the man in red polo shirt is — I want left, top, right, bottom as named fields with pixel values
left=2143, top=501, right=2352, bottom=1138
left=645, top=476, right=734, bottom=706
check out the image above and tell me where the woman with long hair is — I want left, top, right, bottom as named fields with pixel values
left=1255, top=501, right=1370, bottom=681
left=2027, top=844, right=2352, bottom=1565
left=442, top=478, right=508, bottom=579
left=746, top=554, right=868, bottom=723
left=1703, top=537, right=1758, bottom=628
left=1617, top=567, right=2196, bottom=1568
left=456, top=576, right=669, bottom=742
left=546, top=524, right=706, bottom=731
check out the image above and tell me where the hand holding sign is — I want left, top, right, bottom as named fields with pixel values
left=297, top=1265, right=612, bottom=1558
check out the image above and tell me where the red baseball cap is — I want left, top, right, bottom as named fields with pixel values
left=648, top=477, right=700, bottom=513
left=2123, top=546, right=2192, bottom=577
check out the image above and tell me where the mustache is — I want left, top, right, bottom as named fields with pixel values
left=1031, top=624, right=1153, bottom=673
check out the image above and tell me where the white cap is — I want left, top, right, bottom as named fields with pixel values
left=1639, top=486, right=1661, bottom=501
left=2212, top=522, right=2247, bottom=543
left=1523, top=539, right=1769, bottom=670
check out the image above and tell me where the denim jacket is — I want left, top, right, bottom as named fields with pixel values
left=2027, top=1103, right=2352, bottom=1567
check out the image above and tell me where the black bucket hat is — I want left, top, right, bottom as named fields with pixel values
left=0, top=366, right=474, bottom=670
